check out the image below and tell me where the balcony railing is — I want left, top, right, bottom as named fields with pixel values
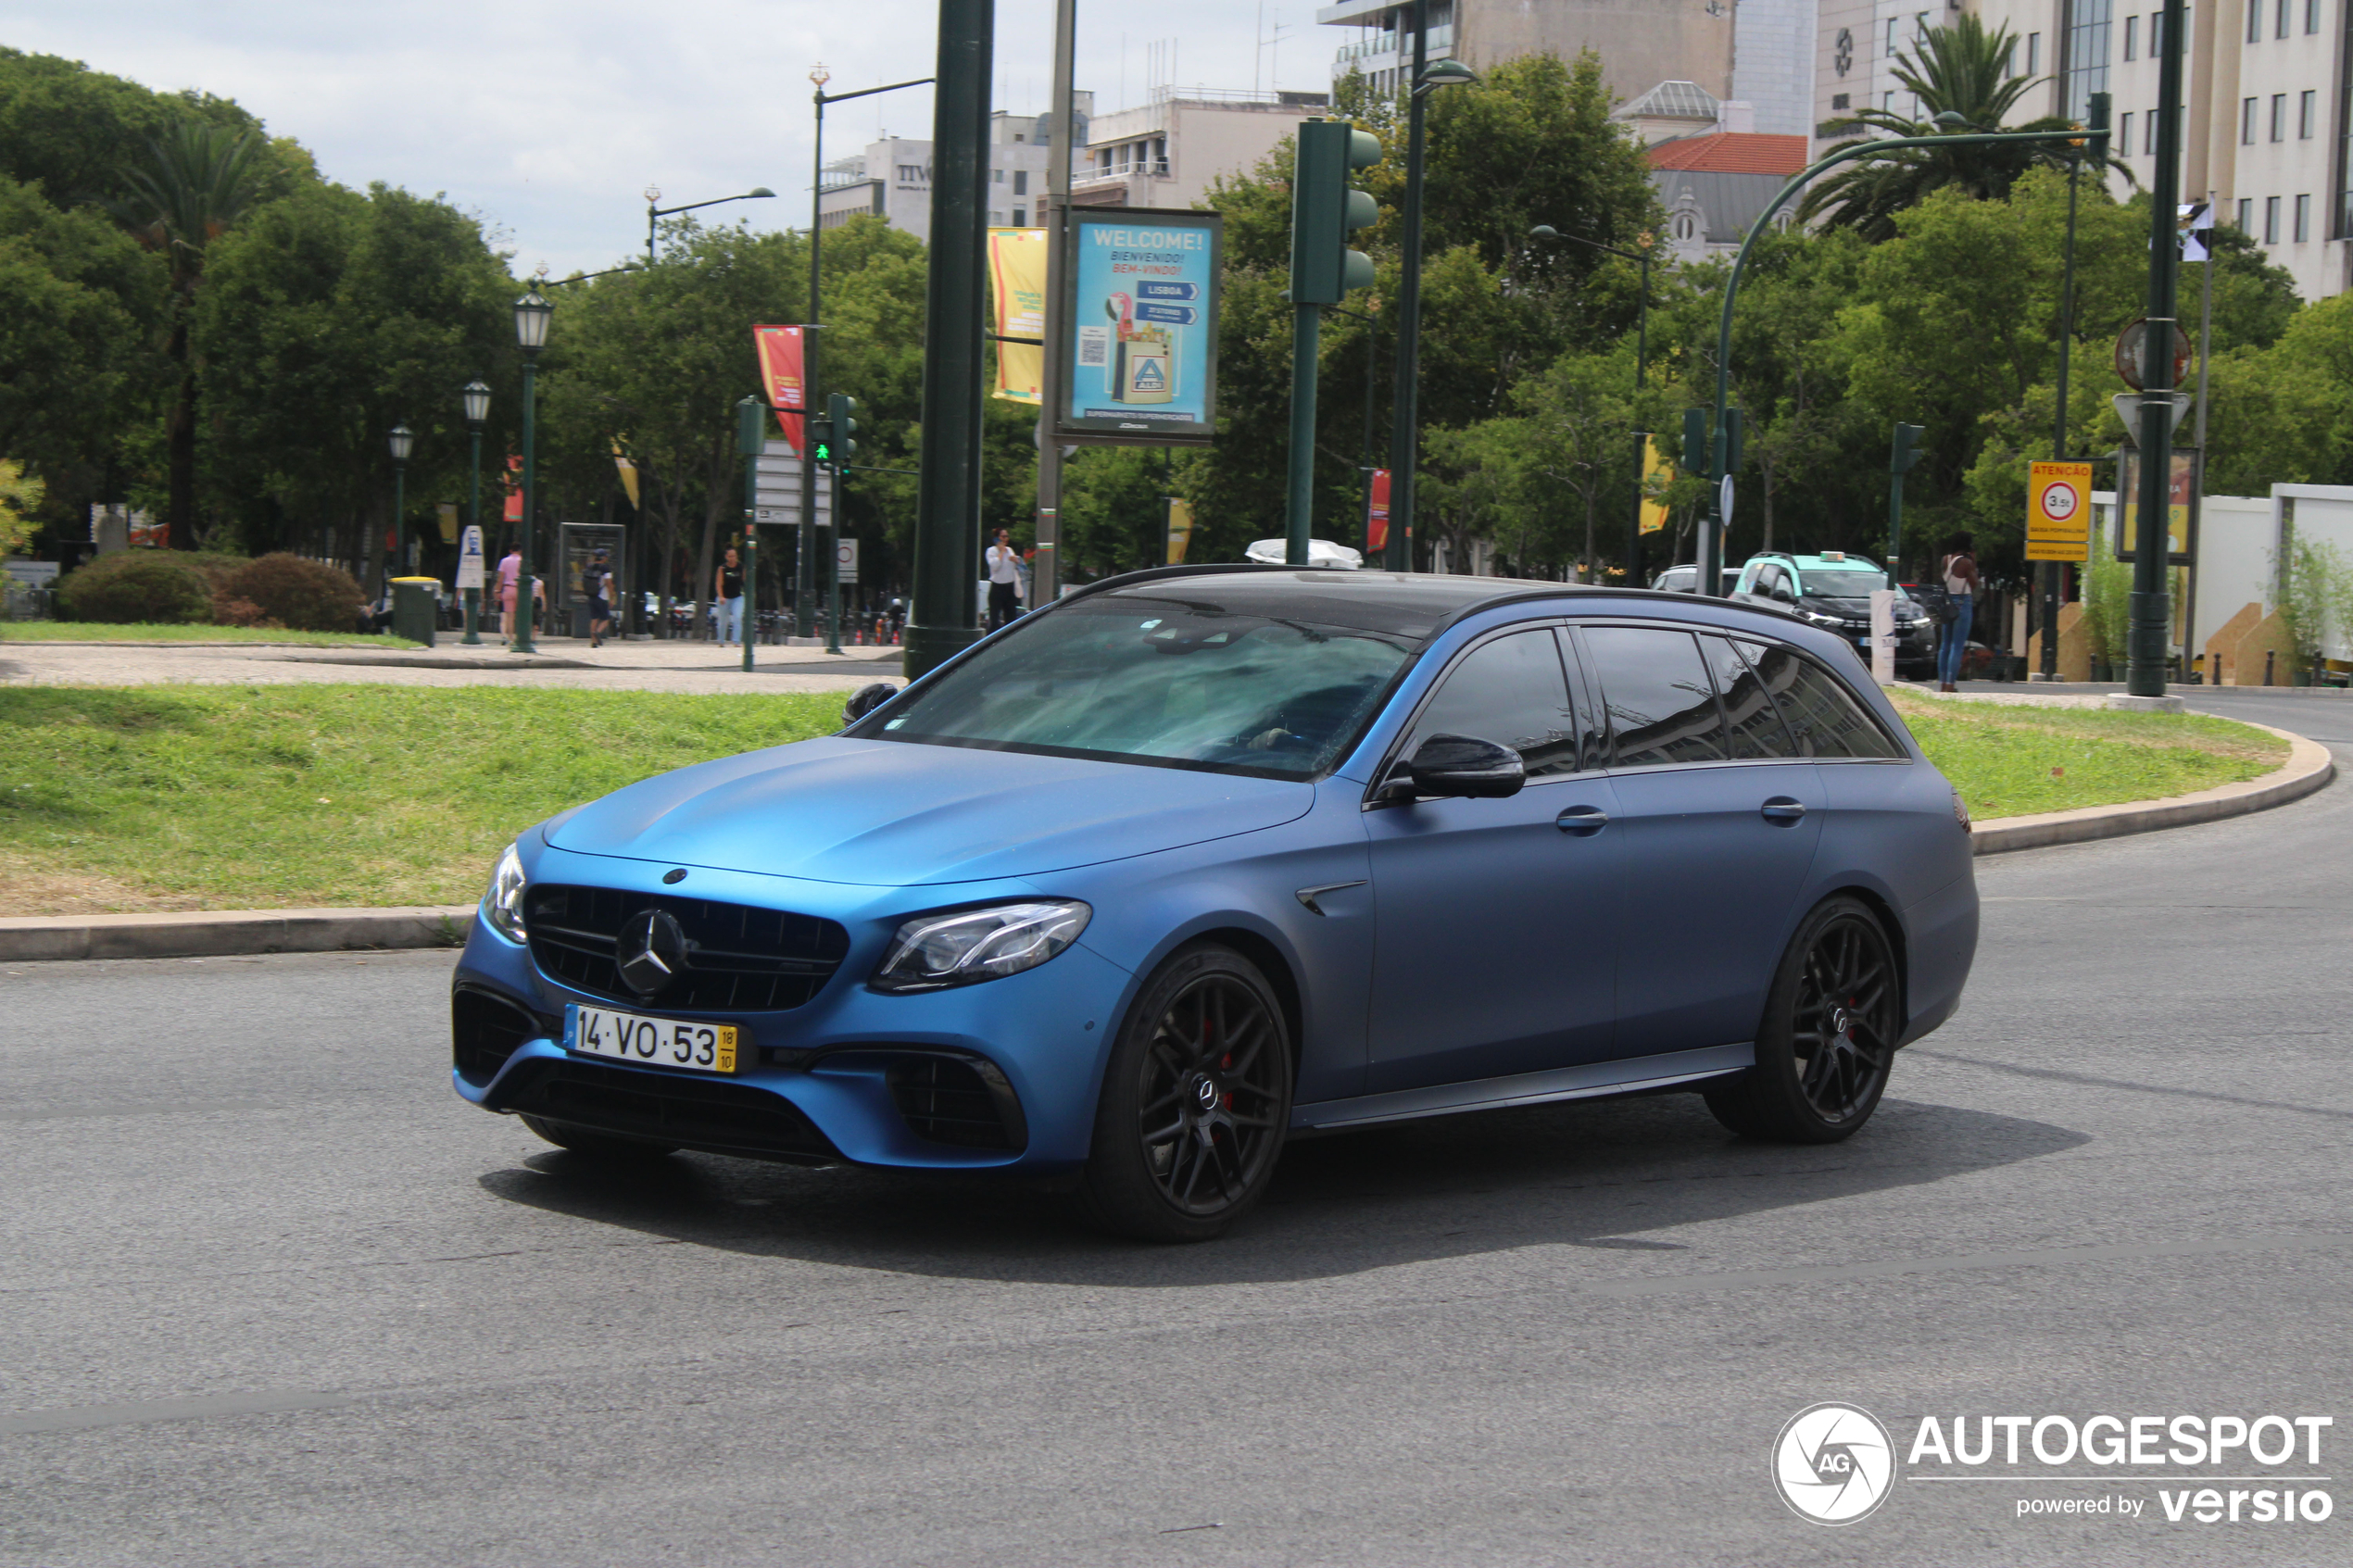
left=1333, top=22, right=1451, bottom=65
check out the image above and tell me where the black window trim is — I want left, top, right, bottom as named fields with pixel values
left=1361, top=618, right=1600, bottom=808
left=1563, top=618, right=1914, bottom=772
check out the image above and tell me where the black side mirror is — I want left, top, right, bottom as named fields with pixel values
left=842, top=682, right=899, bottom=726
left=1406, top=734, right=1525, bottom=799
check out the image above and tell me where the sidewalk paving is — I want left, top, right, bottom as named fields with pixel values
left=0, top=635, right=904, bottom=696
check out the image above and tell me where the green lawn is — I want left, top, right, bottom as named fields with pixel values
left=1, top=685, right=843, bottom=914
left=1889, top=689, right=2286, bottom=818
left=0, top=621, right=422, bottom=648
left=0, top=684, right=2296, bottom=915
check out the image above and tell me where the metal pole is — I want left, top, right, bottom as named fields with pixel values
left=1384, top=0, right=1428, bottom=572
left=392, top=459, right=406, bottom=583
left=1629, top=247, right=1649, bottom=583
left=514, top=357, right=538, bottom=654
left=826, top=460, right=844, bottom=654
left=462, top=426, right=482, bottom=644
left=739, top=396, right=761, bottom=672
left=1285, top=303, right=1320, bottom=564
left=2129, top=0, right=2185, bottom=698
left=801, top=89, right=824, bottom=643
left=2187, top=186, right=2217, bottom=679
left=904, top=0, right=992, bottom=679
left=1034, top=0, right=1076, bottom=604
left=2045, top=148, right=2082, bottom=678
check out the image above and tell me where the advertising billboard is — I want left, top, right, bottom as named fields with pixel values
left=1056, top=207, right=1222, bottom=445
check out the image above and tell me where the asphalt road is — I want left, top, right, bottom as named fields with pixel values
left=2, top=688, right=2348, bottom=1565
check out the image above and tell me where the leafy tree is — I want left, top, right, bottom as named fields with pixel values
left=1800, top=16, right=2123, bottom=242
left=0, top=47, right=258, bottom=207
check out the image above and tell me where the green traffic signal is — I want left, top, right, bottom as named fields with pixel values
left=1290, top=119, right=1383, bottom=307
left=1892, top=421, right=1926, bottom=474
left=828, top=393, right=860, bottom=467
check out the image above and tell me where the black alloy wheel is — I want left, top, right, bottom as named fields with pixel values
left=1705, top=896, right=1897, bottom=1144
left=1074, top=944, right=1293, bottom=1242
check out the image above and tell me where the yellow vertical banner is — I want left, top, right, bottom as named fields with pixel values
left=1165, top=498, right=1194, bottom=564
left=987, top=228, right=1048, bottom=404
left=1639, top=436, right=1670, bottom=534
left=436, top=503, right=459, bottom=543
left=612, top=442, right=641, bottom=508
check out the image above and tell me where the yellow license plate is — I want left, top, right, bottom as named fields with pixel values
left=566, top=1004, right=737, bottom=1075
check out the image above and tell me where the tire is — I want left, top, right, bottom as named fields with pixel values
left=520, top=1113, right=677, bottom=1160
left=1705, top=896, right=1898, bottom=1144
left=1072, top=943, right=1294, bottom=1243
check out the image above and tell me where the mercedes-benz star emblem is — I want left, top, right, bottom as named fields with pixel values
left=616, top=909, right=688, bottom=998
left=1193, top=1075, right=1220, bottom=1110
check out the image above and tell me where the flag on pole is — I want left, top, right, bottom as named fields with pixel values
left=987, top=227, right=1049, bottom=404
left=753, top=325, right=806, bottom=453
left=2178, top=201, right=2211, bottom=262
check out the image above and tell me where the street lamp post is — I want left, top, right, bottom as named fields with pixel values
left=1532, top=224, right=1654, bottom=582
left=1382, top=21, right=1478, bottom=572
left=460, top=380, right=489, bottom=645
left=387, top=423, right=413, bottom=583
left=645, top=185, right=776, bottom=268
left=512, top=288, right=552, bottom=655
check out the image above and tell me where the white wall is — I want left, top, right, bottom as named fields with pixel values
left=2275, top=483, right=2353, bottom=659
left=2192, top=493, right=2276, bottom=651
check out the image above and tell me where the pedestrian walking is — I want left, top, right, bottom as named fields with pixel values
left=1935, top=534, right=1979, bottom=692
left=985, top=529, right=1022, bottom=633
left=496, top=545, right=522, bottom=645
left=714, top=546, right=745, bottom=646
left=585, top=549, right=614, bottom=649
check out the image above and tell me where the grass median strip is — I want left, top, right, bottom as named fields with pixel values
left=1887, top=689, right=2285, bottom=818
left=0, top=622, right=422, bottom=648
left=0, top=684, right=2297, bottom=916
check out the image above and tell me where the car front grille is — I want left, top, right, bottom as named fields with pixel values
left=495, top=1058, right=842, bottom=1163
left=453, top=985, right=544, bottom=1085
left=885, top=1055, right=1027, bottom=1151
left=524, top=884, right=850, bottom=1012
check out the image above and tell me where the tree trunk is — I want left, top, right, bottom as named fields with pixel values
left=165, top=325, right=197, bottom=551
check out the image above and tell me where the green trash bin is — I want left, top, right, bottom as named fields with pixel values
left=390, top=576, right=438, bottom=647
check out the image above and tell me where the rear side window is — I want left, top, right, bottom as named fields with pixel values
left=1703, top=634, right=1796, bottom=759
left=1740, top=640, right=1906, bottom=759
left=1582, top=626, right=1729, bottom=768
left=1403, top=628, right=1581, bottom=777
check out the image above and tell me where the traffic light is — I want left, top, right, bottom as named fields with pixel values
left=1720, top=406, right=1744, bottom=476
left=1680, top=408, right=1709, bottom=472
left=808, top=415, right=834, bottom=464
left=1290, top=119, right=1382, bottom=307
left=826, top=393, right=860, bottom=470
left=1891, top=422, right=1926, bottom=475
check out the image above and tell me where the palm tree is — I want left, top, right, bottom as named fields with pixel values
left=1798, top=15, right=2131, bottom=243
left=110, top=123, right=274, bottom=549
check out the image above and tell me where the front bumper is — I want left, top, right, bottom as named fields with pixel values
left=449, top=852, right=1136, bottom=1174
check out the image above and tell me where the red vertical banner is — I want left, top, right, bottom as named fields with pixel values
left=502, top=454, right=522, bottom=522
left=753, top=324, right=806, bottom=454
left=1365, top=469, right=1391, bottom=555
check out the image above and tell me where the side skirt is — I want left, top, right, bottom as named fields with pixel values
left=1289, top=1043, right=1755, bottom=1133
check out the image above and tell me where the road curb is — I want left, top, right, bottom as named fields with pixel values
left=0, top=905, right=476, bottom=963
left=1971, top=721, right=2334, bottom=856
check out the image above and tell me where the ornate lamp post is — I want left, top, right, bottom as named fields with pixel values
left=387, top=423, right=414, bottom=582
left=459, top=379, right=490, bottom=645
left=511, top=288, right=552, bottom=654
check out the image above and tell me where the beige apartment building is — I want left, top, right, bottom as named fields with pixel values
left=1817, top=0, right=2350, bottom=296
left=1072, top=89, right=1331, bottom=210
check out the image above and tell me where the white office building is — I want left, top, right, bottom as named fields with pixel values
left=817, top=95, right=1094, bottom=242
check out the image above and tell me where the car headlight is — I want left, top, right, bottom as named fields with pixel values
left=871, top=900, right=1091, bottom=993
left=481, top=842, right=528, bottom=944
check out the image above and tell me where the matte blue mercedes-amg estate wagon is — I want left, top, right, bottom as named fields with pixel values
left=451, top=567, right=1979, bottom=1240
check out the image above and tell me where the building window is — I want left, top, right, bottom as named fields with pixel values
left=1013, top=207, right=1026, bottom=225
left=992, top=168, right=1004, bottom=182
left=2125, top=14, right=2139, bottom=57
left=2120, top=110, right=2135, bottom=152
left=2065, top=0, right=2112, bottom=122
left=1886, top=17, right=1898, bottom=57
left=2028, top=31, right=2042, bottom=73
left=2147, top=109, right=2159, bottom=153
left=2265, top=194, right=2281, bottom=242
left=1915, top=10, right=1930, bottom=40
left=2296, top=193, right=2312, bottom=239
left=2309, top=0, right=2322, bottom=32
left=2150, top=9, right=2164, bottom=56
left=2238, top=196, right=2254, bottom=232
left=2248, top=0, right=2263, bottom=42
left=2272, top=93, right=2288, bottom=141
left=1013, top=170, right=1027, bottom=194
left=2278, top=0, right=2292, bottom=36
left=2244, top=96, right=2259, bottom=143
left=2303, top=89, right=2318, bottom=136
left=1883, top=90, right=1896, bottom=110
left=1832, top=92, right=1851, bottom=109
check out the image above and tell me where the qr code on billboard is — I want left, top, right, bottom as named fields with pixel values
left=1076, top=327, right=1110, bottom=368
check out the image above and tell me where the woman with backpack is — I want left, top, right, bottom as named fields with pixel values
left=1935, top=535, right=1979, bottom=693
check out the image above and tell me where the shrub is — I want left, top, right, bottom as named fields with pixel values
left=185, top=551, right=248, bottom=596
left=211, top=595, right=283, bottom=629
left=222, top=553, right=367, bottom=633
left=53, top=551, right=213, bottom=624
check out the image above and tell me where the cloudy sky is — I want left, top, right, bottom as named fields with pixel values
left=4, top=1, right=1344, bottom=275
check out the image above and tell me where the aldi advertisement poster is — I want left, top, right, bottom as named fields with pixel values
left=1063, top=209, right=1220, bottom=441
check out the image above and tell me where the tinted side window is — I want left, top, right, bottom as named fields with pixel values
left=1403, top=628, right=1580, bottom=777
left=1583, top=626, right=1729, bottom=768
left=1703, top=634, right=1796, bottom=759
left=1741, top=641, right=1905, bottom=759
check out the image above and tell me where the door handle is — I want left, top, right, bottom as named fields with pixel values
left=1760, top=797, right=1807, bottom=823
left=1555, top=805, right=1609, bottom=835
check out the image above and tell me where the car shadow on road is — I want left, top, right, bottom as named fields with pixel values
left=473, top=1089, right=2088, bottom=1287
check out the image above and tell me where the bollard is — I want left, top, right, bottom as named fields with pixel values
left=2265, top=649, right=2277, bottom=686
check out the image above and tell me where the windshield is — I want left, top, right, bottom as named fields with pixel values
left=1797, top=569, right=1892, bottom=599
left=860, top=594, right=1416, bottom=778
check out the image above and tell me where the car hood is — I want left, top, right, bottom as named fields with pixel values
left=546, top=735, right=1316, bottom=886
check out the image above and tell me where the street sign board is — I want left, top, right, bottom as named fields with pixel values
left=2112, top=391, right=2194, bottom=448
left=456, top=525, right=486, bottom=589
left=1718, top=474, right=1735, bottom=521
left=1869, top=589, right=1897, bottom=684
left=2024, top=461, right=2092, bottom=562
left=2115, top=446, right=2197, bottom=565
left=1054, top=206, right=1223, bottom=447
left=2114, top=317, right=2192, bottom=391
left=752, top=452, right=834, bottom=525
left=837, top=538, right=859, bottom=584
